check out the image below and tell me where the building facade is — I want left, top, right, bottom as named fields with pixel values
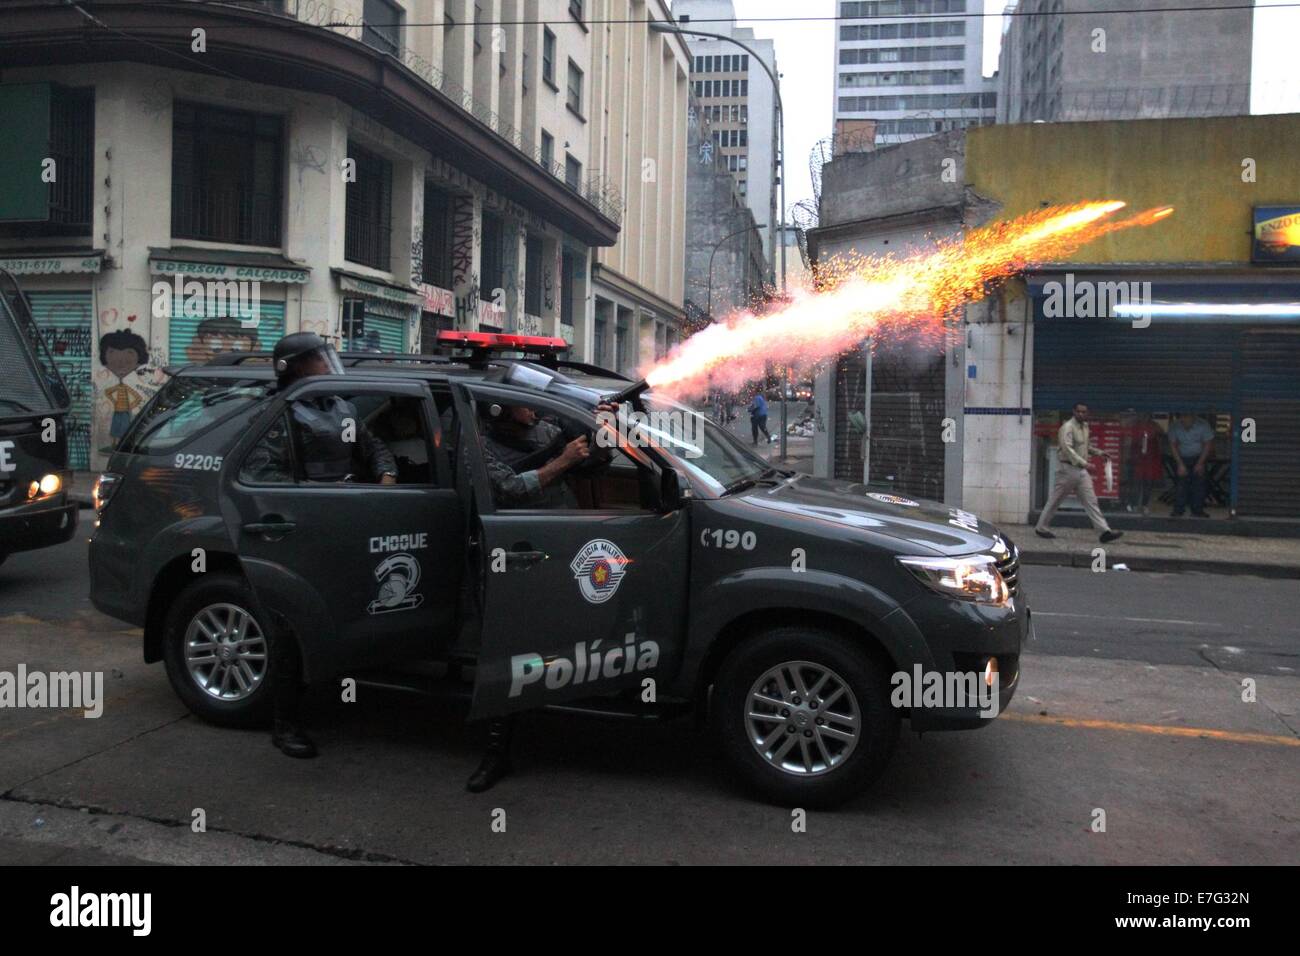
left=811, top=114, right=1300, bottom=529
left=835, top=0, right=997, bottom=147
left=0, top=1, right=692, bottom=468
left=587, top=0, right=691, bottom=375
left=996, top=0, right=1254, bottom=123
left=684, top=95, right=768, bottom=331
left=673, top=0, right=779, bottom=272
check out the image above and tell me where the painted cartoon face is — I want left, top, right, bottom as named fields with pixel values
left=104, top=345, right=142, bottom=379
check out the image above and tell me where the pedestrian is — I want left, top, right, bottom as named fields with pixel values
left=1167, top=412, right=1215, bottom=517
left=1035, top=402, right=1123, bottom=543
left=749, top=389, right=771, bottom=445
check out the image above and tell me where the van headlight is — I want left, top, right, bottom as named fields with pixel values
left=898, top=554, right=1009, bottom=605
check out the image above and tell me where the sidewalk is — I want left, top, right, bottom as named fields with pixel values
left=1001, top=523, right=1300, bottom=579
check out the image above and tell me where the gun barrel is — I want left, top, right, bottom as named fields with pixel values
left=606, top=378, right=650, bottom=405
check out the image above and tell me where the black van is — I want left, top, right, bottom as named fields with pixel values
left=0, top=268, right=77, bottom=567
left=89, top=336, right=1029, bottom=807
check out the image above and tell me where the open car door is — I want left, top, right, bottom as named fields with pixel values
left=454, top=382, right=691, bottom=719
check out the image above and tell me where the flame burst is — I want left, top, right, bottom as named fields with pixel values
left=645, top=201, right=1174, bottom=397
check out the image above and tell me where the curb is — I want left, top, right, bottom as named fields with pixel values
left=1017, top=549, right=1300, bottom=579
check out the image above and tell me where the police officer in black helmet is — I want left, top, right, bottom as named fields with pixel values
left=258, top=332, right=398, bottom=759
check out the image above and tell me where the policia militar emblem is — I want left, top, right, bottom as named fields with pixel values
left=570, top=539, right=629, bottom=604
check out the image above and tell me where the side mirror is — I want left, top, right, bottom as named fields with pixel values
left=660, top=468, right=690, bottom=511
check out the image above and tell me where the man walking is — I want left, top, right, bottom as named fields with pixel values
left=1035, top=402, right=1123, bottom=543
left=749, top=389, right=771, bottom=445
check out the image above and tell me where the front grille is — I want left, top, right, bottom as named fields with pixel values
left=994, top=537, right=1020, bottom=598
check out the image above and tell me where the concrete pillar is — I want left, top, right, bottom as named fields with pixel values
left=451, top=193, right=481, bottom=331
left=503, top=219, right=527, bottom=331
left=539, top=234, right=561, bottom=336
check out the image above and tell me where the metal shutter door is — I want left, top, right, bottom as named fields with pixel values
left=28, top=291, right=93, bottom=469
left=1236, top=330, right=1300, bottom=517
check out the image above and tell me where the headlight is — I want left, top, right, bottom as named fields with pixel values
left=898, top=554, right=1009, bottom=605
left=27, top=473, right=64, bottom=499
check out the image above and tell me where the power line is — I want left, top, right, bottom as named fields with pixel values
left=71, top=1, right=1300, bottom=31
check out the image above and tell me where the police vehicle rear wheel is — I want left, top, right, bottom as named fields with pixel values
left=162, top=574, right=274, bottom=728
left=713, top=628, right=899, bottom=808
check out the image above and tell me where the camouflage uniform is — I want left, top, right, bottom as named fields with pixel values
left=481, top=418, right=577, bottom=508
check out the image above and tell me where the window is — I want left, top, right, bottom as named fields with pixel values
left=344, top=140, right=393, bottom=270
left=475, top=396, right=652, bottom=511
left=122, top=376, right=262, bottom=456
left=569, top=0, right=584, bottom=24
left=480, top=212, right=504, bottom=302
left=362, top=0, right=402, bottom=55
left=524, top=235, right=543, bottom=316
left=542, top=29, right=557, bottom=87
left=0, top=84, right=95, bottom=236
left=241, top=394, right=436, bottom=486
left=473, top=4, right=483, bottom=53
left=172, top=102, right=283, bottom=247
left=421, top=185, right=452, bottom=287
left=566, top=59, right=584, bottom=115
left=540, top=130, right=554, bottom=171
left=565, top=154, right=582, bottom=191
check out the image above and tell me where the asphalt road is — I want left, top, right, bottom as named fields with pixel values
left=0, top=511, right=1296, bottom=865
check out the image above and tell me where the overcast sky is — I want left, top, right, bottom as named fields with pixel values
left=723, top=0, right=1300, bottom=218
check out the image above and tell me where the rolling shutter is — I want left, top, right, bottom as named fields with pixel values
left=28, top=291, right=92, bottom=468
left=1236, top=330, right=1300, bottom=517
left=168, top=298, right=285, bottom=366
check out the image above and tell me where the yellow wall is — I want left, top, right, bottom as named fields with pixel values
left=966, top=114, right=1300, bottom=264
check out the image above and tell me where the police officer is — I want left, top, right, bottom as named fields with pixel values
left=262, top=332, right=398, bottom=759
left=465, top=399, right=618, bottom=792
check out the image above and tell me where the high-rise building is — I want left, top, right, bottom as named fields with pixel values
left=834, top=0, right=997, bottom=147
left=996, top=0, right=1254, bottom=123
left=672, top=0, right=780, bottom=272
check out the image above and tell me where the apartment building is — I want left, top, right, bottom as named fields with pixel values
left=834, top=0, right=997, bottom=146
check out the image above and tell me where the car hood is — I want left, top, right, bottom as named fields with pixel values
left=729, top=473, right=1010, bottom=557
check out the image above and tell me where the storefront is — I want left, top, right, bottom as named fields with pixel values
left=0, top=251, right=103, bottom=469
left=333, top=270, right=421, bottom=354
left=1030, top=274, right=1300, bottom=520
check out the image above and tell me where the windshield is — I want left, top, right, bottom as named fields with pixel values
left=0, top=271, right=71, bottom=416
left=120, top=376, right=265, bottom=454
left=628, top=393, right=774, bottom=497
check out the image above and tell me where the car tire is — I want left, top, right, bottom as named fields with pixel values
left=162, top=573, right=276, bottom=729
left=713, top=627, right=899, bottom=809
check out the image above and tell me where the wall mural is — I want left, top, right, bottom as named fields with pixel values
left=98, top=329, right=149, bottom=450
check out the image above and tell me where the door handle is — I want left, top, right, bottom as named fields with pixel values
left=504, top=548, right=548, bottom=568
left=243, top=516, right=297, bottom=537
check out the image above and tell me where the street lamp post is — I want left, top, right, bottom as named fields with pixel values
left=650, top=18, right=789, bottom=458
left=708, top=221, right=766, bottom=322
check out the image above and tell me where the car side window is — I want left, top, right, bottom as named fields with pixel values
left=239, top=412, right=294, bottom=485
left=475, top=396, right=655, bottom=511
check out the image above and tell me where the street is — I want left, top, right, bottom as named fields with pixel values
left=1, top=513, right=1295, bottom=865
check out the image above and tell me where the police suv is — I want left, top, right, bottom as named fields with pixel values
left=89, top=333, right=1030, bottom=807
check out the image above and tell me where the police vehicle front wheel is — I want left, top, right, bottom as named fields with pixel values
left=162, top=574, right=275, bottom=728
left=713, top=628, right=899, bottom=809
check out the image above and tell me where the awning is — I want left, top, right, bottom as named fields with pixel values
left=149, top=247, right=310, bottom=284
left=0, top=250, right=103, bottom=276
left=333, top=269, right=423, bottom=310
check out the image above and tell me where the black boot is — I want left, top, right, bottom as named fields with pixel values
left=467, top=716, right=515, bottom=792
left=272, top=718, right=318, bottom=759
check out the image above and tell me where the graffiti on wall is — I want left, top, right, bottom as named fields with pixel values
left=98, top=329, right=149, bottom=450
left=451, top=198, right=476, bottom=288
left=410, top=226, right=424, bottom=288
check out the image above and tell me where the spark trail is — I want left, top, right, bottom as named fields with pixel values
left=645, top=201, right=1174, bottom=397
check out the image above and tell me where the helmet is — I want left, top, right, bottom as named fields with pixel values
left=272, top=332, right=343, bottom=385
